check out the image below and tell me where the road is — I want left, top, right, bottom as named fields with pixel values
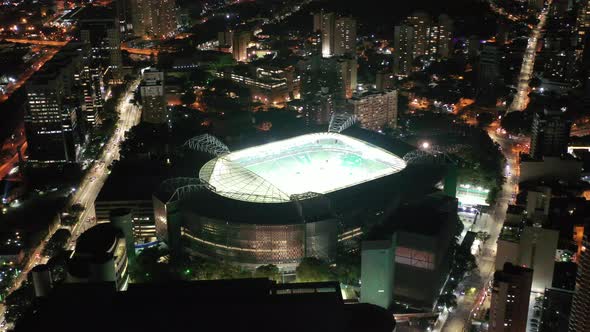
left=4, top=79, right=141, bottom=300
left=67, top=80, right=142, bottom=246
left=441, top=127, right=521, bottom=332
left=0, top=48, right=61, bottom=104
left=508, top=5, right=549, bottom=112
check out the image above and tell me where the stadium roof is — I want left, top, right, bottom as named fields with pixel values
left=199, top=133, right=406, bottom=203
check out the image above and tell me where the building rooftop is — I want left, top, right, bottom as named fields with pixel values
left=15, top=280, right=395, bottom=332
left=75, top=223, right=123, bottom=257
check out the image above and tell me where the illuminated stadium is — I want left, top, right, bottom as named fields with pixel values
left=199, top=133, right=407, bottom=203
left=154, top=130, right=445, bottom=270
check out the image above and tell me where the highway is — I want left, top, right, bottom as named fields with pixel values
left=508, top=5, right=549, bottom=112
left=4, top=78, right=141, bottom=302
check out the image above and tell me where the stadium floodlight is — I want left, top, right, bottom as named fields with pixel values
left=199, top=133, right=406, bottom=203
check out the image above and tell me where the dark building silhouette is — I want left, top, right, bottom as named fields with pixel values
left=15, top=280, right=395, bottom=332
left=530, top=109, right=572, bottom=159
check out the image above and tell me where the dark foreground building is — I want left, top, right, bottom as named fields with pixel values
left=15, top=279, right=395, bottom=332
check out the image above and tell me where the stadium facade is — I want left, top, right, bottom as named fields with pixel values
left=154, top=132, right=408, bottom=270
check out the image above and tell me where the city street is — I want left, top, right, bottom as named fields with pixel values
left=441, top=127, right=521, bottom=332
left=508, top=6, right=549, bottom=112
left=4, top=79, right=141, bottom=304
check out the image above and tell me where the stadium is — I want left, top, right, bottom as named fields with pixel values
left=199, top=133, right=407, bottom=203
left=153, top=129, right=441, bottom=270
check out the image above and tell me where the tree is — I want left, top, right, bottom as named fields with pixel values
left=60, top=214, right=77, bottom=227
left=4, top=283, right=34, bottom=324
left=438, top=293, right=458, bottom=310
left=295, top=257, right=334, bottom=282
left=476, top=112, right=495, bottom=128
left=70, top=204, right=85, bottom=214
left=254, top=264, right=281, bottom=282
left=180, top=90, right=196, bottom=105
left=42, top=228, right=71, bottom=257
left=500, top=111, right=531, bottom=135
left=333, top=251, right=361, bottom=286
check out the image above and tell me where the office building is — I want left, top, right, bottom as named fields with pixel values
left=349, top=89, right=398, bottom=132
left=78, top=6, right=122, bottom=77
left=134, top=0, right=177, bottom=39
left=569, top=234, right=590, bottom=331
left=530, top=109, right=572, bottom=159
left=66, top=223, right=130, bottom=291
left=140, top=69, right=167, bottom=124
left=232, top=31, right=251, bottom=62
left=15, top=280, right=396, bottom=332
left=24, top=44, right=83, bottom=163
left=78, top=6, right=123, bottom=126
left=361, top=239, right=395, bottom=309
left=215, top=64, right=300, bottom=106
left=490, top=263, right=533, bottom=332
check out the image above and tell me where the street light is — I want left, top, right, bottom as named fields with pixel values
left=421, top=141, right=430, bottom=149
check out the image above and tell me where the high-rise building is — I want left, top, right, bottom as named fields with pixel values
left=334, top=17, right=356, bottom=56
left=134, top=0, right=177, bottom=39
left=78, top=6, right=122, bottom=127
left=24, top=44, right=83, bottom=163
left=393, top=24, right=415, bottom=75
left=232, top=31, right=251, bottom=62
left=489, top=263, right=533, bottom=332
left=434, top=14, right=454, bottom=58
left=519, top=226, right=558, bottom=293
left=361, top=239, right=395, bottom=309
left=313, top=12, right=356, bottom=57
left=314, top=12, right=335, bottom=57
left=115, top=0, right=133, bottom=37
left=140, top=69, right=167, bottom=124
left=393, top=13, right=453, bottom=75
left=576, top=0, right=590, bottom=54
left=375, top=71, right=395, bottom=92
left=405, top=12, right=431, bottom=59
left=338, top=56, right=357, bottom=99
left=540, top=287, right=574, bottom=332
left=530, top=109, right=572, bottom=159
left=476, top=44, right=501, bottom=105
left=569, top=234, right=590, bottom=331
left=78, top=7, right=122, bottom=78
left=301, top=55, right=345, bottom=124
left=349, top=90, right=398, bottom=132
left=218, top=30, right=234, bottom=49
